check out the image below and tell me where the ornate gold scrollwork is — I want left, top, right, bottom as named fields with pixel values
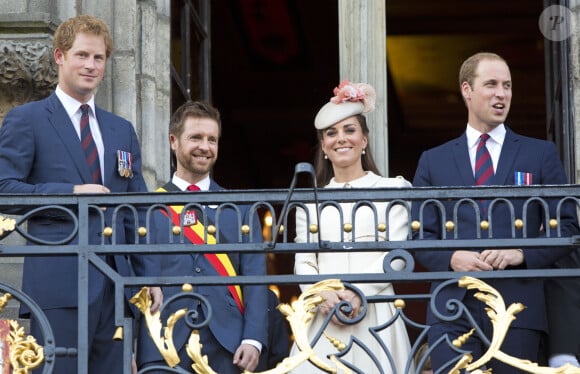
left=0, top=293, right=44, bottom=374
left=450, top=276, right=580, bottom=374
left=132, top=277, right=580, bottom=374
left=272, top=279, right=351, bottom=374
left=129, top=287, right=182, bottom=368
left=131, top=280, right=351, bottom=374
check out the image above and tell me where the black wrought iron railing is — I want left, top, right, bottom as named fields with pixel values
left=1, top=165, right=580, bottom=373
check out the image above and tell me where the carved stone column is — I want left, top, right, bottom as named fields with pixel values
left=0, top=35, right=57, bottom=123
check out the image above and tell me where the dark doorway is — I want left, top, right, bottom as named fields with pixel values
left=175, top=0, right=551, bottom=189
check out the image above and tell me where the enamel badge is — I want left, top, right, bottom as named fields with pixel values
left=183, top=210, right=197, bottom=226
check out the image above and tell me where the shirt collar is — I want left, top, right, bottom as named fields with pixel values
left=466, top=123, right=506, bottom=148
left=55, top=85, right=96, bottom=118
left=172, top=173, right=211, bottom=191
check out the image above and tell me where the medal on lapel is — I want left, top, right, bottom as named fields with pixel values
left=117, top=150, right=134, bottom=178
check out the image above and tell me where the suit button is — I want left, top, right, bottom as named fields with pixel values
left=195, top=267, right=201, bottom=273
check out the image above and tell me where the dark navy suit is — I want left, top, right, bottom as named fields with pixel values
left=411, top=128, right=579, bottom=373
left=0, top=92, right=156, bottom=373
left=137, top=181, right=268, bottom=374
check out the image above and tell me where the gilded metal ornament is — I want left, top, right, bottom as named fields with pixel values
left=309, top=224, right=318, bottom=234
left=0, top=215, right=16, bottom=238
left=207, top=225, right=216, bottom=235
left=129, top=276, right=580, bottom=374
left=0, top=293, right=44, bottom=373
left=172, top=226, right=181, bottom=235
left=138, top=227, right=147, bottom=236
left=480, top=220, right=489, bottom=230
left=411, top=220, right=421, bottom=231
left=445, top=221, right=455, bottom=232
left=103, top=227, right=113, bottom=237
left=343, top=223, right=352, bottom=233
left=272, top=279, right=352, bottom=373
left=394, top=299, right=405, bottom=309
left=450, top=276, right=580, bottom=374
left=377, top=223, right=387, bottom=232
left=549, top=219, right=558, bottom=229
left=113, top=326, right=123, bottom=341
left=241, top=225, right=250, bottom=235
left=129, top=287, right=181, bottom=368
left=514, top=219, right=524, bottom=230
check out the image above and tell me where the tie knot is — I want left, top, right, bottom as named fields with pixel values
left=480, top=133, right=490, bottom=143
left=187, top=184, right=200, bottom=192
left=80, top=104, right=89, bottom=116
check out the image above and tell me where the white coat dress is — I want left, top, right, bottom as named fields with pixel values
left=290, top=171, right=414, bottom=374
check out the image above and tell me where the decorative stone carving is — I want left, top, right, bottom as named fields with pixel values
left=0, top=38, right=57, bottom=121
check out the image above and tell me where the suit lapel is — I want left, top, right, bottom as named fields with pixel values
left=451, top=134, right=475, bottom=186
left=493, top=128, right=520, bottom=185
left=45, top=93, right=92, bottom=183
left=97, top=108, right=118, bottom=186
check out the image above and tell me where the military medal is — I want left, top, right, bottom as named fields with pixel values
left=117, top=150, right=133, bottom=178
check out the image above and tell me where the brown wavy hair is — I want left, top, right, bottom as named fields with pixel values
left=53, top=14, right=114, bottom=58
left=313, top=114, right=381, bottom=187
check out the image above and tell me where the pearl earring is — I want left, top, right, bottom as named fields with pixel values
left=362, top=149, right=366, bottom=155
left=324, top=154, right=328, bottom=159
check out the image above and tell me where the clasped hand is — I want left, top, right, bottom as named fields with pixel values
left=450, top=249, right=524, bottom=272
left=318, top=289, right=362, bottom=325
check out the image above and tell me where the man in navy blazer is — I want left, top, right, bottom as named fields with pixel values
left=136, top=100, right=268, bottom=374
left=411, top=52, right=579, bottom=373
left=0, top=15, right=161, bottom=373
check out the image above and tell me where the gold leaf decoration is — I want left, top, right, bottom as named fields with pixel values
left=451, top=276, right=580, bottom=374
left=0, top=215, right=16, bottom=237
left=129, top=287, right=181, bottom=368
left=7, top=320, right=44, bottom=373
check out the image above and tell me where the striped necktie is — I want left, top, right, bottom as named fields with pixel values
left=475, top=134, right=493, bottom=216
left=80, top=104, right=102, bottom=184
left=475, top=134, right=493, bottom=185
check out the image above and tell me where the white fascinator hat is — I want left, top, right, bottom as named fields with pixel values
left=314, top=80, right=376, bottom=130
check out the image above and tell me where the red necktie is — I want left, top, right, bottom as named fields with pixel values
left=80, top=104, right=102, bottom=184
left=187, top=184, right=200, bottom=192
left=475, top=134, right=493, bottom=216
left=475, top=134, right=493, bottom=185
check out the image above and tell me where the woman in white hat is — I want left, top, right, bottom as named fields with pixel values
left=290, top=80, right=414, bottom=373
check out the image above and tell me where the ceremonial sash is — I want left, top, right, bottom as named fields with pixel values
left=156, top=187, right=244, bottom=313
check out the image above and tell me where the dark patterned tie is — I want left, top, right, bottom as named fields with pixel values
left=475, top=134, right=493, bottom=215
left=80, top=104, right=102, bottom=184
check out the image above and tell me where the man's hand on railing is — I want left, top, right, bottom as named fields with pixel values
left=450, top=250, right=494, bottom=272
left=480, top=249, right=524, bottom=270
left=73, top=183, right=111, bottom=193
left=148, top=286, right=163, bottom=314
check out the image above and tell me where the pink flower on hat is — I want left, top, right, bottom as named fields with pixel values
left=329, top=79, right=376, bottom=113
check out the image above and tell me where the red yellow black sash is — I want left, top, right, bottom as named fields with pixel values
left=156, top=187, right=244, bottom=313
